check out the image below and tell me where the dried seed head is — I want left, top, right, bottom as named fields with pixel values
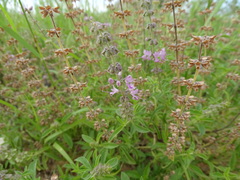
left=96, top=32, right=112, bottom=44
left=190, top=35, right=216, bottom=48
left=28, top=80, right=42, bottom=88
left=199, top=8, right=212, bottom=15
left=102, top=46, right=119, bottom=57
left=78, top=96, right=94, bottom=108
left=231, top=59, right=240, bottom=66
left=63, top=66, right=78, bottom=75
left=128, top=63, right=142, bottom=72
left=107, top=62, right=122, bottom=75
left=39, top=6, right=60, bottom=18
left=55, top=48, right=73, bottom=56
left=175, top=95, right=198, bottom=108
left=21, top=67, right=36, bottom=77
left=188, top=56, right=212, bottom=69
left=114, top=10, right=131, bottom=19
left=47, top=27, right=61, bottom=37
left=86, top=108, right=102, bottom=120
left=69, top=82, right=87, bottom=92
left=15, top=58, right=30, bottom=67
left=226, top=73, right=240, bottom=81
left=124, top=50, right=139, bottom=58
left=171, top=109, right=191, bottom=121
left=7, top=38, right=18, bottom=46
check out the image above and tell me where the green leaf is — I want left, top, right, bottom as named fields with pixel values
left=28, top=159, right=38, bottom=179
left=44, top=118, right=88, bottom=144
left=121, top=172, right=130, bottom=180
left=106, top=157, right=119, bottom=168
left=53, top=142, right=74, bottom=165
left=93, top=153, right=101, bottom=167
left=75, top=157, right=92, bottom=170
left=196, top=153, right=208, bottom=161
left=230, top=151, right=237, bottom=170
left=63, top=133, right=73, bottom=149
left=82, top=134, right=95, bottom=144
left=120, top=147, right=136, bottom=165
left=101, top=143, right=119, bottom=149
left=133, top=122, right=150, bottom=133
left=196, top=123, right=205, bottom=136
left=108, top=123, right=127, bottom=142
left=189, top=165, right=208, bottom=178
left=224, top=167, right=231, bottom=180
left=142, top=163, right=150, bottom=179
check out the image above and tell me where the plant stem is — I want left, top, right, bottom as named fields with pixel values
left=172, top=0, right=181, bottom=95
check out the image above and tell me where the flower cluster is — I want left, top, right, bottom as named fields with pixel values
left=141, top=48, right=166, bottom=63
left=109, top=75, right=139, bottom=100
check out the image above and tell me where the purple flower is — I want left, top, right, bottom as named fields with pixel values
left=130, top=89, right=139, bottom=100
left=124, top=75, right=139, bottom=100
left=141, top=50, right=152, bottom=61
left=102, top=23, right=111, bottom=27
left=84, top=16, right=93, bottom=21
left=110, top=86, right=119, bottom=96
left=125, top=75, right=134, bottom=83
left=108, top=78, right=114, bottom=84
left=153, top=48, right=166, bottom=63
left=116, top=81, right=121, bottom=86
left=126, top=83, right=135, bottom=90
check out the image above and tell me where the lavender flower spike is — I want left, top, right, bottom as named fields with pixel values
left=141, top=50, right=152, bottom=61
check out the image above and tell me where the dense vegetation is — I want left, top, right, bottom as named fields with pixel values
left=0, top=0, right=239, bottom=179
